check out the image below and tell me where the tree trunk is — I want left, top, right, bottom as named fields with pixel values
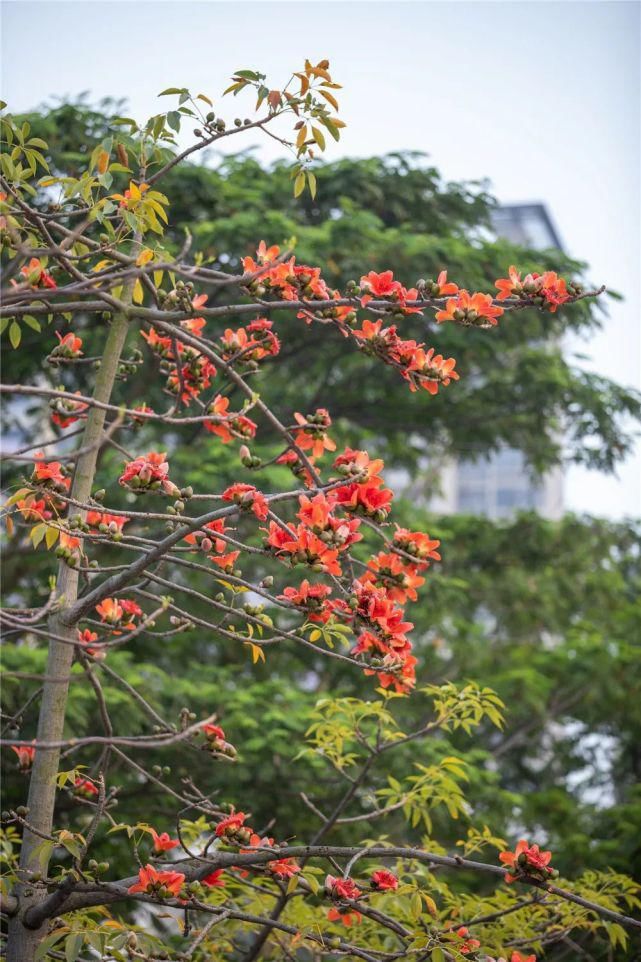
left=7, top=307, right=131, bottom=962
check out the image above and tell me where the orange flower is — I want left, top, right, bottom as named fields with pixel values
left=215, top=811, right=251, bottom=843
left=222, top=483, right=269, bottom=520
left=95, top=598, right=123, bottom=624
left=267, top=858, right=300, bottom=879
left=370, top=869, right=398, bottom=891
left=435, top=289, right=503, bottom=326
left=202, top=869, right=225, bottom=887
left=361, top=552, right=425, bottom=604
left=16, top=257, right=56, bottom=289
left=393, top=526, right=441, bottom=562
left=453, top=926, right=481, bottom=955
left=32, top=459, right=66, bottom=487
left=327, top=906, right=362, bottom=926
left=402, top=346, right=459, bottom=395
left=11, top=743, right=35, bottom=770
left=16, top=497, right=52, bottom=523
left=74, top=776, right=99, bottom=799
left=325, top=874, right=361, bottom=900
left=150, top=829, right=180, bottom=852
left=499, top=839, right=554, bottom=883
left=293, top=409, right=336, bottom=460
left=52, top=331, right=83, bottom=358
left=77, top=628, right=106, bottom=660
left=204, top=395, right=257, bottom=444
left=127, top=864, right=185, bottom=898
left=264, top=523, right=342, bottom=576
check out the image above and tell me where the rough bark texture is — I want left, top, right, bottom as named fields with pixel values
left=7, top=308, right=131, bottom=962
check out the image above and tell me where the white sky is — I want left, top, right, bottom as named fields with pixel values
left=2, top=0, right=639, bottom=518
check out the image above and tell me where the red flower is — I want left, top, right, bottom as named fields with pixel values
left=401, top=346, right=459, bottom=395
left=453, top=926, right=481, bottom=955
left=433, top=270, right=459, bottom=296
left=267, top=858, right=300, bottom=879
left=202, top=869, right=225, bottom=887
left=333, top=480, right=394, bottom=520
left=51, top=392, right=88, bottom=429
left=360, top=270, right=401, bottom=304
left=495, top=266, right=569, bottom=313
left=222, top=483, right=269, bottom=520
left=205, top=395, right=257, bottom=444
left=278, top=579, right=333, bottom=621
left=334, top=448, right=385, bottom=485
left=370, top=869, right=398, bottom=891
left=150, top=829, right=180, bottom=852
left=11, top=743, right=35, bottom=770
left=77, top=628, right=106, bottom=660
left=293, top=409, right=336, bottom=460
left=17, top=257, right=56, bottom=289
left=215, top=812, right=249, bottom=840
left=435, top=289, right=503, bottom=326
left=86, top=511, right=129, bottom=534
left=361, top=552, right=425, bottom=604
left=32, top=459, right=67, bottom=488
left=325, top=874, right=361, bottom=901
left=264, top=522, right=342, bottom=576
left=119, top=452, right=180, bottom=496
left=74, top=777, right=99, bottom=799
left=52, top=331, right=83, bottom=358
left=327, top=906, right=362, bottom=926
left=128, top=864, right=185, bottom=898
left=499, top=839, right=554, bottom=883
left=16, top=497, right=52, bottom=523
left=393, top=527, right=441, bottom=562
left=95, top=598, right=141, bottom=632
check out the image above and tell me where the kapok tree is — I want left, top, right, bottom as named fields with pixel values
left=0, top=62, right=638, bottom=962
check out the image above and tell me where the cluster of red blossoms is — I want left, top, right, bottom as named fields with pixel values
left=94, top=598, right=143, bottom=634
left=50, top=391, right=88, bottom=429
left=495, top=266, right=571, bottom=313
left=184, top=518, right=239, bottom=573
left=214, top=810, right=301, bottom=881
left=271, top=451, right=438, bottom=692
left=119, top=452, right=180, bottom=497
left=499, top=839, right=557, bottom=884
left=324, top=870, right=399, bottom=926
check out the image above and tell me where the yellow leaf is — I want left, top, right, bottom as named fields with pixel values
left=319, top=89, right=339, bottom=112
left=4, top=488, right=30, bottom=508
left=136, top=248, right=154, bottom=267
left=421, top=893, right=438, bottom=916
left=296, top=125, right=308, bottom=150
left=244, top=642, right=265, bottom=664
left=97, top=149, right=109, bottom=174
left=128, top=181, right=141, bottom=202
left=293, top=171, right=306, bottom=198
left=132, top=279, right=144, bottom=305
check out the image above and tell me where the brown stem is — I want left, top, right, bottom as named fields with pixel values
left=6, top=297, right=133, bottom=962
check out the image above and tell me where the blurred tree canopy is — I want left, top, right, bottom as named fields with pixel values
left=3, top=100, right=640, bottom=955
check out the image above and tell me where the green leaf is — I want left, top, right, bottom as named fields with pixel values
left=65, top=932, right=84, bottom=962
left=22, top=314, right=41, bottom=332
left=8, top=320, right=21, bottom=348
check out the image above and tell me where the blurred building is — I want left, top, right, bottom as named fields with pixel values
left=430, top=203, right=565, bottom=520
